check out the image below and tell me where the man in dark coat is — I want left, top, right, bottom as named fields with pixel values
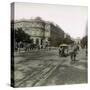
left=70, top=46, right=77, bottom=62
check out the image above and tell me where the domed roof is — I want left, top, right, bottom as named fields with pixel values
left=35, top=17, right=42, bottom=20
left=34, top=17, right=45, bottom=23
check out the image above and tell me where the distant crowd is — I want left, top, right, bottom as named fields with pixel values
left=14, top=41, right=50, bottom=52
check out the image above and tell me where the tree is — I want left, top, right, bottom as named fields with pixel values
left=14, top=28, right=31, bottom=43
left=63, top=38, right=74, bottom=44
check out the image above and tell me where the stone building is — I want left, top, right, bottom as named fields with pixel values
left=74, top=37, right=81, bottom=44
left=14, top=17, right=64, bottom=47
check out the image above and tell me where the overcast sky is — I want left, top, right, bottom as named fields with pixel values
left=14, top=2, right=88, bottom=39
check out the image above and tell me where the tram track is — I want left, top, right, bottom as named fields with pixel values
left=15, top=59, right=66, bottom=87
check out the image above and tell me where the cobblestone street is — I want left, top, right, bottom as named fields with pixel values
left=14, top=48, right=87, bottom=87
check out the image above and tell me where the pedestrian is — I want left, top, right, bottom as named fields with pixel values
left=70, top=51, right=74, bottom=61
left=70, top=46, right=77, bottom=62
left=62, top=47, right=65, bottom=56
left=73, top=48, right=77, bottom=61
left=59, top=47, right=62, bottom=56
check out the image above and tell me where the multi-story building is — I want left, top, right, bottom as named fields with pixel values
left=14, top=17, right=64, bottom=47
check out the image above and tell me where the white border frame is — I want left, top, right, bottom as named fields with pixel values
left=0, top=0, right=89, bottom=90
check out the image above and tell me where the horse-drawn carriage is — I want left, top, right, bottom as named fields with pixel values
left=59, top=44, right=69, bottom=57
left=59, top=43, right=80, bottom=62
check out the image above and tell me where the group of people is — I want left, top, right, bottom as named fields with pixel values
left=15, top=41, right=50, bottom=52
left=15, top=42, right=37, bottom=52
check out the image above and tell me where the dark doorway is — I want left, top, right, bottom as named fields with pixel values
left=36, top=38, right=39, bottom=45
left=41, top=39, right=43, bottom=45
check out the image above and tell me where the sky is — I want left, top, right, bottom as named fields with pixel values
left=14, top=2, right=88, bottom=39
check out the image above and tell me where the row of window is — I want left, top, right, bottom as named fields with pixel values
left=15, top=22, right=45, bottom=28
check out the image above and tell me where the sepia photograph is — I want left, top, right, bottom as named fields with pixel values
left=11, top=2, right=88, bottom=87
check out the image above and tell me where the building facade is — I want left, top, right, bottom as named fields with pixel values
left=14, top=17, right=64, bottom=47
